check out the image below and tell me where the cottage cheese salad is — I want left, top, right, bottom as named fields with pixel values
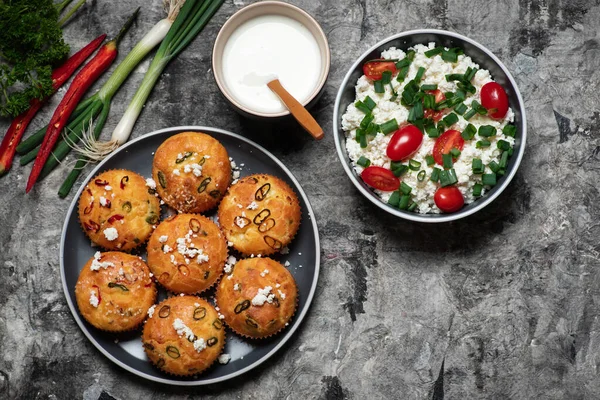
left=341, top=43, right=517, bottom=214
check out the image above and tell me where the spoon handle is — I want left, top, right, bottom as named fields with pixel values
left=267, top=79, right=324, bottom=140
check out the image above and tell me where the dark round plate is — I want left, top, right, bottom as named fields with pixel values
left=60, top=126, right=320, bottom=385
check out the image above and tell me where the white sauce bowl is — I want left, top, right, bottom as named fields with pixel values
left=212, top=1, right=330, bottom=119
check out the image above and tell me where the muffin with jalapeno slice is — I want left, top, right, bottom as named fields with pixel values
left=146, top=214, right=227, bottom=294
left=142, top=296, right=225, bottom=376
left=75, top=251, right=157, bottom=332
left=216, top=257, right=298, bottom=339
left=218, top=174, right=301, bottom=256
left=78, top=169, right=160, bottom=251
left=152, top=132, right=231, bottom=213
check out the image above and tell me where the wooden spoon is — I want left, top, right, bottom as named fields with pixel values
left=267, top=78, right=324, bottom=140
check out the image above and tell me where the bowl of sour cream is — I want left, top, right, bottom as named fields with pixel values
left=212, top=1, right=330, bottom=118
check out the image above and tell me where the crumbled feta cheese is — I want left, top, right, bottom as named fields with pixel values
left=173, top=169, right=181, bottom=176
left=147, top=304, right=156, bottom=318
left=284, top=261, right=290, bottom=267
left=90, top=251, right=115, bottom=270
left=99, top=196, right=108, bottom=206
left=235, top=216, right=248, bottom=228
left=103, top=227, right=118, bottom=241
left=260, top=269, right=269, bottom=277
left=145, top=178, right=156, bottom=189
left=218, top=354, right=231, bottom=364
left=251, top=286, right=275, bottom=306
left=193, top=337, right=206, bottom=352
left=89, top=291, right=99, bottom=307
left=159, top=235, right=168, bottom=243
left=275, top=283, right=281, bottom=288
left=247, top=201, right=258, bottom=210
left=278, top=290, right=286, bottom=300
left=104, top=185, right=112, bottom=191
left=234, top=283, right=240, bottom=291
left=184, top=163, right=203, bottom=177
left=224, top=256, right=237, bottom=274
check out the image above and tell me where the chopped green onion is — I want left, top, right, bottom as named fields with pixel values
left=497, top=139, right=511, bottom=151
left=455, top=90, right=466, bottom=100
left=442, top=153, right=453, bottom=169
left=442, top=50, right=458, bottom=63
left=355, top=129, right=364, bottom=143
left=497, top=169, right=506, bottom=176
left=471, top=100, right=487, bottom=115
left=390, top=161, right=408, bottom=176
left=478, top=125, right=496, bottom=137
left=381, top=70, right=392, bottom=84
left=476, top=139, right=491, bottom=148
left=421, top=84, right=438, bottom=91
left=454, top=103, right=467, bottom=115
left=430, top=167, right=441, bottom=182
left=464, top=67, right=477, bottom=81
left=408, top=101, right=424, bottom=122
left=499, top=151, right=509, bottom=169
left=396, top=58, right=411, bottom=68
left=426, top=126, right=440, bottom=138
left=508, top=147, right=514, bottom=156
left=399, top=195, right=411, bottom=210
left=482, top=173, right=496, bottom=186
left=417, top=170, right=426, bottom=182
left=423, top=94, right=435, bottom=110
left=425, top=155, right=435, bottom=166
left=400, top=182, right=412, bottom=195
left=439, top=169, right=458, bottom=187
left=445, top=92, right=454, bottom=99
left=443, top=113, right=459, bottom=127
left=472, top=158, right=484, bottom=174
left=415, top=67, right=426, bottom=81
left=407, top=202, right=418, bottom=212
left=445, top=73, right=464, bottom=82
left=388, top=190, right=401, bottom=207
left=450, top=148, right=461, bottom=157
left=425, top=47, right=443, bottom=57
left=408, top=159, right=421, bottom=171
left=397, top=66, right=410, bottom=82
left=472, top=183, right=483, bottom=197
left=380, top=118, right=399, bottom=135
left=461, top=124, right=477, bottom=140
left=354, top=100, right=371, bottom=114
left=363, top=96, right=376, bottom=111
left=406, top=50, right=416, bottom=60
left=488, top=161, right=500, bottom=173
left=463, top=108, right=477, bottom=120
left=374, top=80, right=385, bottom=93
left=365, top=122, right=379, bottom=136
left=503, top=124, right=517, bottom=137
left=357, top=156, right=371, bottom=167
left=359, top=133, right=368, bottom=148
left=360, top=113, right=374, bottom=129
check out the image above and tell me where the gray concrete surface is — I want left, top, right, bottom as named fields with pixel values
left=1, top=0, right=600, bottom=399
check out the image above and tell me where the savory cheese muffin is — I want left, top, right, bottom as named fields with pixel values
left=218, top=174, right=301, bottom=256
left=216, top=257, right=297, bottom=339
left=78, top=169, right=160, bottom=251
left=142, top=296, right=225, bottom=376
left=152, top=132, right=231, bottom=213
left=75, top=251, right=157, bottom=332
left=146, top=214, right=227, bottom=294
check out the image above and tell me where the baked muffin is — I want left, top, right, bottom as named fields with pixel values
left=146, top=214, right=227, bottom=294
left=218, top=174, right=301, bottom=256
left=142, top=296, right=225, bottom=376
left=78, top=169, right=160, bottom=251
left=152, top=132, right=231, bottom=213
left=75, top=251, right=157, bottom=332
left=216, top=257, right=297, bottom=339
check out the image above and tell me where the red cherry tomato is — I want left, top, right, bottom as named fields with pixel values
left=424, top=90, right=446, bottom=122
left=434, top=187, right=464, bottom=213
left=362, top=60, right=397, bottom=81
left=360, top=166, right=400, bottom=191
left=480, top=82, right=509, bottom=119
left=433, top=129, right=465, bottom=165
left=386, top=124, right=423, bottom=161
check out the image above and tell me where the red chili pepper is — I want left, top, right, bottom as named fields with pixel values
left=120, top=176, right=129, bottom=189
left=84, top=221, right=100, bottom=232
left=92, top=285, right=102, bottom=305
left=84, top=202, right=94, bottom=214
left=108, top=214, right=124, bottom=224
left=25, top=9, right=139, bottom=193
left=86, top=188, right=93, bottom=196
left=94, top=179, right=109, bottom=186
left=0, top=34, right=106, bottom=177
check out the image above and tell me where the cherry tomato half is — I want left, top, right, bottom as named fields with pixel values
left=363, top=60, right=397, bottom=81
left=433, top=129, right=465, bottom=165
left=361, top=166, right=400, bottom=191
left=424, top=90, right=446, bottom=122
left=434, top=187, right=464, bottom=213
left=480, top=82, right=509, bottom=119
left=386, top=124, right=423, bottom=161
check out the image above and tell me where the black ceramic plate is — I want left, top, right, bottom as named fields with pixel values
left=60, top=126, right=320, bottom=385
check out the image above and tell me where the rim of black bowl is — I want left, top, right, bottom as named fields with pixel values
left=60, top=126, right=321, bottom=385
left=333, top=29, right=527, bottom=223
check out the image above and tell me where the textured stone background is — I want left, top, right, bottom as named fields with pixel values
left=1, top=0, right=600, bottom=399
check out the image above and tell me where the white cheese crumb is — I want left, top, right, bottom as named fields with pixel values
left=275, top=283, right=281, bottom=288
left=224, top=256, right=237, bottom=274
left=247, top=201, right=258, bottom=210
left=99, top=196, right=108, bottom=206
left=218, top=354, right=231, bottom=364
left=260, top=269, right=269, bottom=277
left=118, top=268, right=124, bottom=276
left=173, top=318, right=195, bottom=341
left=284, top=261, right=290, bottom=267
left=235, top=216, right=248, bottom=228
left=163, top=244, right=173, bottom=253
left=145, top=178, right=156, bottom=189
left=227, top=241, right=233, bottom=247
left=159, top=235, right=168, bottom=243
left=251, top=286, right=275, bottom=306
left=104, top=185, right=112, bottom=191
left=90, top=251, right=115, bottom=271
left=103, top=227, right=118, bottom=241
left=234, top=283, right=240, bottom=291
left=172, top=169, right=180, bottom=176
left=278, top=290, right=286, bottom=300
left=147, top=305, right=156, bottom=318
left=89, top=291, right=99, bottom=308
left=193, top=337, right=206, bottom=352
